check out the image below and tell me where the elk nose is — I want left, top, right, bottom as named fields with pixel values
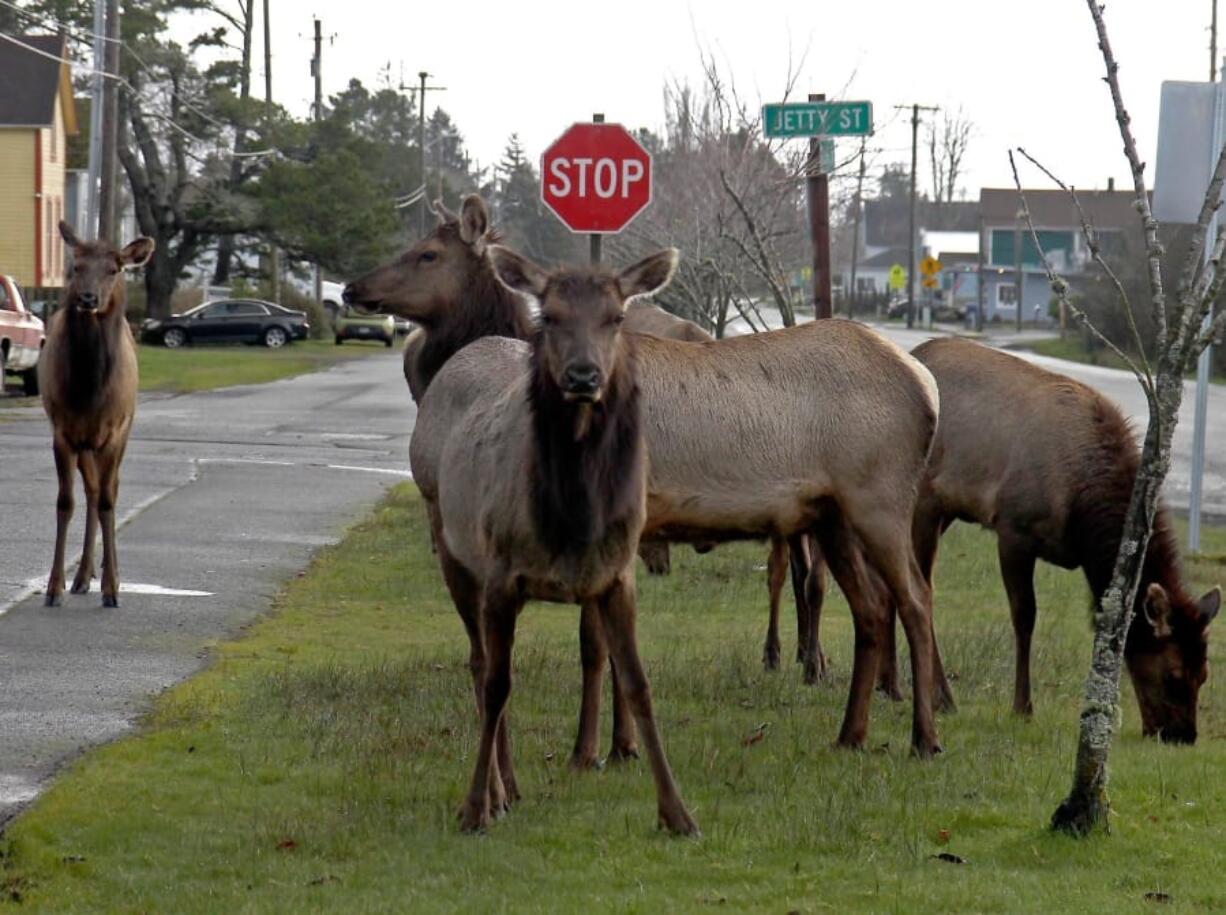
left=564, top=363, right=601, bottom=393
left=78, top=291, right=98, bottom=310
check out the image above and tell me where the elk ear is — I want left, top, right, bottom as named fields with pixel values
left=59, top=220, right=81, bottom=248
left=617, top=248, right=679, bottom=305
left=119, top=236, right=155, bottom=268
left=459, top=195, right=490, bottom=253
left=489, top=245, right=548, bottom=298
left=1144, top=583, right=1173, bottom=638
left=1198, top=587, right=1222, bottom=628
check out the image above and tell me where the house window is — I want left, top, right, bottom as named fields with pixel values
left=856, top=277, right=877, bottom=293
left=997, top=283, right=1018, bottom=307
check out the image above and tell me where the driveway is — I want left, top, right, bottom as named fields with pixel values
left=0, top=351, right=414, bottom=825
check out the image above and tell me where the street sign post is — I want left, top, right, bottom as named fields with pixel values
left=763, top=100, right=873, bottom=138
left=541, top=122, right=653, bottom=235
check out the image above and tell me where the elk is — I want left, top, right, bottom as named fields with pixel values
left=354, top=196, right=825, bottom=683
left=861, top=339, right=1219, bottom=741
left=39, top=222, right=153, bottom=607
left=351, top=197, right=940, bottom=769
left=414, top=246, right=696, bottom=834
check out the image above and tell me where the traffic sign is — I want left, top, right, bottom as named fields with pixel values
left=887, top=264, right=906, bottom=291
left=541, top=123, right=653, bottom=234
left=920, top=255, right=942, bottom=277
left=763, top=101, right=873, bottom=138
left=922, top=276, right=939, bottom=290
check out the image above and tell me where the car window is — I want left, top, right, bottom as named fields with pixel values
left=199, top=302, right=229, bottom=318
left=0, top=284, right=10, bottom=311
left=227, top=302, right=269, bottom=316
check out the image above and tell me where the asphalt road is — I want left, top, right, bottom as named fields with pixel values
left=0, top=350, right=414, bottom=825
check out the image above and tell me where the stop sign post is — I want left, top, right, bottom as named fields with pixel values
left=541, top=117, right=653, bottom=263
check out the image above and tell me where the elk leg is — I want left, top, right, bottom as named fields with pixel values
left=436, top=531, right=516, bottom=807
left=638, top=540, right=671, bottom=576
left=571, top=599, right=607, bottom=770
left=458, top=585, right=521, bottom=833
left=790, top=533, right=811, bottom=664
left=96, top=443, right=124, bottom=608
left=998, top=538, right=1038, bottom=717
left=596, top=575, right=697, bottom=836
left=816, top=520, right=883, bottom=750
left=71, top=451, right=100, bottom=594
left=801, top=544, right=829, bottom=683
left=607, top=661, right=640, bottom=762
left=914, top=503, right=956, bottom=713
left=45, top=438, right=78, bottom=607
left=763, top=535, right=787, bottom=670
left=875, top=603, right=903, bottom=701
left=853, top=509, right=941, bottom=757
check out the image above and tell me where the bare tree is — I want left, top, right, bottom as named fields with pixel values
left=1013, top=1, right=1226, bottom=835
left=928, top=108, right=974, bottom=204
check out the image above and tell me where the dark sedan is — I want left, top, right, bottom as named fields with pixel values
left=141, top=299, right=309, bottom=349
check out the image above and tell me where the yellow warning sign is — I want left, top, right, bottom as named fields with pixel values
left=920, top=256, right=942, bottom=277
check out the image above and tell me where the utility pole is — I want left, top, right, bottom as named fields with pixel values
left=264, top=0, right=279, bottom=304
left=312, top=17, right=322, bottom=305
left=847, top=138, right=867, bottom=320
left=807, top=93, right=833, bottom=319
left=1213, top=0, right=1219, bottom=81
left=975, top=213, right=985, bottom=332
left=1014, top=209, right=1024, bottom=332
left=97, top=0, right=120, bottom=241
left=414, top=71, right=447, bottom=236
left=896, top=103, right=938, bottom=329
left=85, top=0, right=105, bottom=234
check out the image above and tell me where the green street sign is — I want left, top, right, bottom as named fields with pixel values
left=763, top=100, right=873, bottom=138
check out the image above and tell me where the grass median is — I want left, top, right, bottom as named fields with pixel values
left=2, top=485, right=1225, bottom=912
left=137, top=339, right=394, bottom=394
left=1023, top=337, right=1225, bottom=385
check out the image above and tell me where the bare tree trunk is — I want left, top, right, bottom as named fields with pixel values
left=212, top=0, right=255, bottom=286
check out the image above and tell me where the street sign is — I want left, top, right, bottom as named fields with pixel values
left=920, top=255, right=942, bottom=277
left=763, top=100, right=873, bottom=139
left=922, top=276, right=939, bottom=290
left=541, top=123, right=653, bottom=234
left=888, top=264, right=906, bottom=290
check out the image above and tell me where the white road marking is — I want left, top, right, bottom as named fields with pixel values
left=326, top=464, right=413, bottom=477
left=0, top=775, right=40, bottom=806
left=198, top=457, right=295, bottom=467
left=320, top=432, right=390, bottom=441
left=22, top=579, right=214, bottom=597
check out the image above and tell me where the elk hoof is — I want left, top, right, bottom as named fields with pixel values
left=457, top=799, right=492, bottom=833
left=70, top=574, right=92, bottom=594
left=1012, top=700, right=1034, bottom=718
left=911, top=737, right=944, bottom=759
left=102, top=594, right=119, bottom=608
left=935, top=689, right=959, bottom=715
left=44, top=592, right=63, bottom=608
left=876, top=681, right=904, bottom=702
left=658, top=805, right=700, bottom=837
left=606, top=744, right=640, bottom=764
left=762, top=645, right=781, bottom=670
left=569, top=752, right=604, bottom=772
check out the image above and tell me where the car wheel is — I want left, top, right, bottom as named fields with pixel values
left=22, top=367, right=39, bottom=396
left=264, top=326, right=289, bottom=348
left=384, top=336, right=393, bottom=348
left=163, top=327, right=187, bottom=349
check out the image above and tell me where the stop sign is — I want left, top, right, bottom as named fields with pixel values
left=540, top=123, right=653, bottom=234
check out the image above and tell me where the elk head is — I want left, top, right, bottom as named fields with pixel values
left=342, top=195, right=495, bottom=324
left=1126, top=582, right=1221, bottom=744
left=59, top=221, right=154, bottom=318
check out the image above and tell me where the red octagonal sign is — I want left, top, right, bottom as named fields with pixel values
left=541, top=123, right=653, bottom=234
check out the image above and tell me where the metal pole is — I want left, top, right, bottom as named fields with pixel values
left=418, top=70, right=428, bottom=237
left=590, top=113, right=603, bottom=265
left=265, top=0, right=280, bottom=304
left=975, top=213, right=985, bottom=332
left=97, top=0, right=120, bottom=241
left=808, top=93, right=832, bottom=319
left=1189, top=61, right=1224, bottom=553
left=847, top=138, right=866, bottom=320
left=1014, top=211, right=1024, bottom=332
left=906, top=103, right=919, bottom=329
left=313, top=18, right=322, bottom=307
left=85, top=0, right=106, bottom=235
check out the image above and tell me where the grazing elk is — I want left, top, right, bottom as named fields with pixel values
left=39, top=222, right=153, bottom=607
left=351, top=196, right=940, bottom=766
left=862, top=339, right=1219, bottom=742
left=414, top=246, right=697, bottom=834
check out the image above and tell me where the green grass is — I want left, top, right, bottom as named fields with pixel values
left=136, top=339, right=393, bottom=394
left=2, top=486, right=1225, bottom=913
left=1023, top=337, right=1226, bottom=385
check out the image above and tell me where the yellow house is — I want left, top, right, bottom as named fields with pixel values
left=0, top=34, right=78, bottom=288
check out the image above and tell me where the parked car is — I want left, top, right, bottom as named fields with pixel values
left=0, top=274, right=45, bottom=395
left=334, top=305, right=395, bottom=346
left=141, top=298, right=309, bottom=349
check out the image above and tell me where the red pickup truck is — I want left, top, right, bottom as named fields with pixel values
left=0, top=274, right=45, bottom=396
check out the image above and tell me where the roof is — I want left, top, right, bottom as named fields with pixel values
left=864, top=199, right=979, bottom=248
left=0, top=34, right=76, bottom=130
left=979, top=187, right=1144, bottom=231
left=860, top=246, right=910, bottom=269
left=922, top=230, right=979, bottom=259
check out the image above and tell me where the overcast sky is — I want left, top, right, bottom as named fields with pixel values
left=178, top=0, right=1218, bottom=196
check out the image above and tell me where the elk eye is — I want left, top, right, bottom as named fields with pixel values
left=541, top=314, right=557, bottom=326
left=611, top=314, right=625, bottom=326
left=418, top=251, right=438, bottom=264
